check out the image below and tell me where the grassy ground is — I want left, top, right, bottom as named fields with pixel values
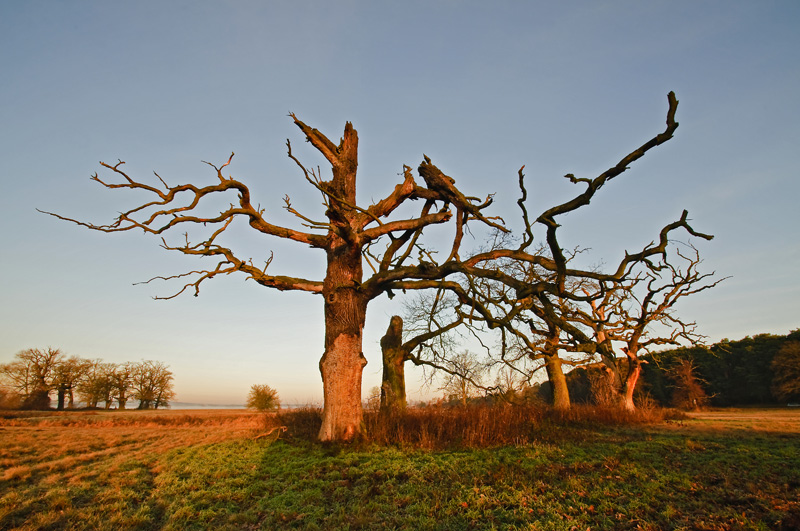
left=1, top=407, right=798, bottom=530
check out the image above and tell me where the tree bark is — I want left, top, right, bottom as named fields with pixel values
left=544, top=353, right=571, bottom=410
left=317, top=240, right=368, bottom=441
left=621, top=348, right=642, bottom=411
left=380, top=316, right=407, bottom=415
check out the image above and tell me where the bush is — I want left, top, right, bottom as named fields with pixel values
left=246, top=384, right=280, bottom=411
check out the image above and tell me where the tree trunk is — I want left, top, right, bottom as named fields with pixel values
left=318, top=242, right=368, bottom=442
left=544, top=353, right=571, bottom=410
left=56, top=385, right=66, bottom=410
left=621, top=351, right=642, bottom=412
left=380, top=316, right=408, bottom=415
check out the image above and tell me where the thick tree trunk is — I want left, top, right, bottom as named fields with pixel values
left=318, top=242, right=368, bottom=442
left=544, top=353, right=571, bottom=410
left=380, top=316, right=408, bottom=415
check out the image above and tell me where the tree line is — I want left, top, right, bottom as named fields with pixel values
left=0, top=348, right=175, bottom=410
left=640, top=329, right=800, bottom=407
left=44, top=92, right=737, bottom=441
left=505, top=329, right=799, bottom=410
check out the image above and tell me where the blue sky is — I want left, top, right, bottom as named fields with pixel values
left=1, top=1, right=798, bottom=405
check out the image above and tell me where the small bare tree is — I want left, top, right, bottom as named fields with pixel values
left=438, top=350, right=486, bottom=406
left=669, top=358, right=709, bottom=410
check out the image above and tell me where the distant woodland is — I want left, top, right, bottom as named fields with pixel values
left=562, top=329, right=800, bottom=408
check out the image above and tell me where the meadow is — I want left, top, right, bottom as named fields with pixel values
left=1, top=407, right=798, bottom=530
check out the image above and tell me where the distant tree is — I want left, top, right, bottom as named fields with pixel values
left=493, top=364, right=529, bottom=404
left=131, top=360, right=175, bottom=409
left=644, top=331, right=795, bottom=407
left=0, top=348, right=64, bottom=409
left=669, top=359, right=709, bottom=410
left=246, top=384, right=280, bottom=411
left=110, top=362, right=134, bottom=410
left=439, top=351, right=485, bottom=406
left=52, top=356, right=92, bottom=410
left=771, top=341, right=800, bottom=403
left=77, top=360, right=118, bottom=409
left=364, top=386, right=382, bottom=412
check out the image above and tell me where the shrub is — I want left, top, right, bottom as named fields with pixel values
left=246, top=384, right=280, bottom=411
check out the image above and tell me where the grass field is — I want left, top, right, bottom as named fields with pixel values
left=1, top=407, right=798, bottom=530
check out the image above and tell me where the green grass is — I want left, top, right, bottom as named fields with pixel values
left=1, top=409, right=799, bottom=530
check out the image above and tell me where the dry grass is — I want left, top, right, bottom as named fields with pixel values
left=277, top=403, right=677, bottom=449
left=0, top=409, right=260, bottom=484
left=680, top=407, right=800, bottom=433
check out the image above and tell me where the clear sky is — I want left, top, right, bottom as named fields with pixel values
left=1, top=1, right=798, bottom=405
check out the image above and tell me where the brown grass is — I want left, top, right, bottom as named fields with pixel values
left=277, top=403, right=677, bottom=449
left=0, top=409, right=261, bottom=485
left=679, top=407, right=800, bottom=433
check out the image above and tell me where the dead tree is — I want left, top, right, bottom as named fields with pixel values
left=585, top=244, right=724, bottom=410
left=42, top=116, right=504, bottom=441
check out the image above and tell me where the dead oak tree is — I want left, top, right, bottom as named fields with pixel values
left=41, top=115, right=505, bottom=441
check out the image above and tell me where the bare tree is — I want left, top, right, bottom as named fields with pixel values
left=438, top=350, right=486, bottom=406
left=0, top=348, right=64, bottom=409
left=77, top=360, right=118, bottom=409
left=584, top=244, right=723, bottom=410
left=43, top=115, right=506, bottom=440
left=379, top=288, right=467, bottom=414
left=110, top=362, right=134, bottom=410
left=669, top=358, right=709, bottom=410
left=52, top=356, right=92, bottom=410
left=376, top=92, right=717, bottom=414
left=131, top=360, right=175, bottom=409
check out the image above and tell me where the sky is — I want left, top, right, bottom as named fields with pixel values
left=1, top=1, right=798, bottom=406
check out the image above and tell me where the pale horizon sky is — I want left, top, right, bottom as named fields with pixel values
left=1, top=1, right=798, bottom=405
